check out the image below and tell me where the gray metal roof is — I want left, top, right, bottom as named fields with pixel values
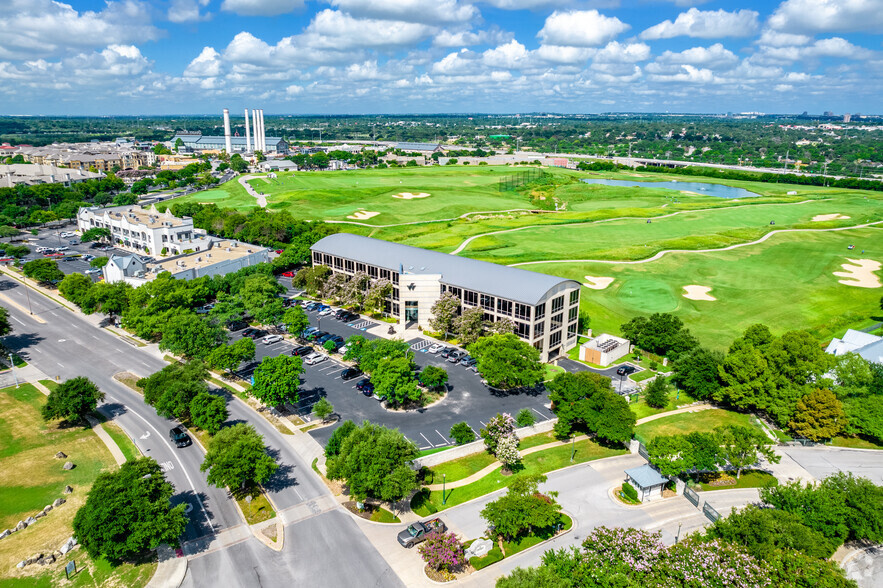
left=395, top=142, right=443, bottom=151
left=625, top=464, right=668, bottom=489
left=311, top=234, right=579, bottom=306
left=172, top=135, right=286, bottom=145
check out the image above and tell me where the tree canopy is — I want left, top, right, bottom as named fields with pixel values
left=547, top=371, right=635, bottom=443
left=251, top=354, right=304, bottom=407
left=139, top=360, right=208, bottom=420
left=200, top=423, right=278, bottom=490
left=470, top=333, right=544, bottom=389
left=481, top=474, right=561, bottom=539
left=22, top=258, right=64, bottom=284
left=41, top=376, right=105, bottom=423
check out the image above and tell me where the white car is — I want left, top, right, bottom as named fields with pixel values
left=59, top=232, right=73, bottom=238
left=318, top=307, right=335, bottom=316
left=305, top=353, right=327, bottom=365
left=427, top=343, right=443, bottom=353
left=85, top=268, right=101, bottom=275
left=338, top=345, right=348, bottom=356
left=262, top=334, right=283, bottom=345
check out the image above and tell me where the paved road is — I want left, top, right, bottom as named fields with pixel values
left=558, top=357, right=640, bottom=394
left=778, top=445, right=883, bottom=484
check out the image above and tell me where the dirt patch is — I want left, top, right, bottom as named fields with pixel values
left=682, top=285, right=716, bottom=301
left=424, top=564, right=457, bottom=583
left=261, top=524, right=278, bottom=542
left=812, top=213, right=851, bottom=222
left=347, top=210, right=379, bottom=220
left=583, top=276, right=614, bottom=290
left=835, top=258, right=882, bottom=288
left=392, top=192, right=431, bottom=199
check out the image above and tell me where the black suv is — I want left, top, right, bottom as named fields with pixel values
left=291, top=345, right=313, bottom=357
left=616, top=365, right=638, bottom=376
left=341, top=367, right=362, bottom=381
left=227, top=320, right=248, bottom=332
left=169, top=426, right=192, bottom=448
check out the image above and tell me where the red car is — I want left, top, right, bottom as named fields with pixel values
left=275, top=249, right=284, bottom=254
left=281, top=271, right=295, bottom=278
left=45, top=252, right=64, bottom=257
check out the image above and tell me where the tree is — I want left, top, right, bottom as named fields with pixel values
left=251, top=355, right=304, bottom=407
left=487, top=317, right=515, bottom=335
left=201, top=423, right=278, bottom=490
left=672, top=346, right=723, bottom=400
left=22, top=258, right=64, bottom=284
left=716, top=425, right=780, bottom=478
left=189, top=392, right=228, bottom=435
left=455, top=306, right=484, bottom=346
left=621, top=313, right=698, bottom=359
left=716, top=338, right=778, bottom=417
left=80, top=227, right=111, bottom=242
left=546, top=371, right=634, bottom=443
left=84, top=281, right=131, bottom=318
left=158, top=312, right=226, bottom=359
left=470, top=334, right=543, bottom=389
left=481, top=413, right=517, bottom=455
left=644, top=376, right=669, bottom=408
left=357, top=338, right=412, bottom=374
left=313, top=397, right=334, bottom=420
left=139, top=361, right=208, bottom=420
left=647, top=434, right=695, bottom=476
left=516, top=408, right=536, bottom=427
left=373, top=356, right=420, bottom=405
left=206, top=337, right=255, bottom=374
left=496, top=434, right=522, bottom=470
left=282, top=306, right=309, bottom=336
left=89, top=256, right=109, bottom=268
left=843, top=396, right=883, bottom=444
left=418, top=365, right=448, bottom=391
left=41, top=376, right=105, bottom=423
left=480, top=474, right=561, bottom=539
left=59, top=272, right=94, bottom=306
left=429, top=292, right=460, bottom=338
left=449, top=422, right=475, bottom=445
left=496, top=566, right=571, bottom=588
left=594, top=399, right=637, bottom=445
left=0, top=305, right=11, bottom=337
left=73, top=458, right=187, bottom=563
left=363, top=279, right=392, bottom=315
left=419, top=531, right=465, bottom=572
left=325, top=420, right=356, bottom=457
left=326, top=421, right=419, bottom=501
left=788, top=388, right=847, bottom=441
left=5, top=244, right=30, bottom=258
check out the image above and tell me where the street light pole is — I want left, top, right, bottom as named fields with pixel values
left=442, top=473, right=446, bottom=505
left=9, top=354, right=19, bottom=388
left=570, top=435, right=575, bottom=462
left=675, top=522, right=683, bottom=544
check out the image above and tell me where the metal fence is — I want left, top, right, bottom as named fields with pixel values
left=684, top=486, right=700, bottom=508
left=498, top=167, right=543, bottom=192
left=637, top=442, right=650, bottom=460
left=702, top=502, right=721, bottom=522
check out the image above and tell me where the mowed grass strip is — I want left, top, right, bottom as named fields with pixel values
left=629, top=388, right=700, bottom=421
left=633, top=408, right=762, bottom=445
left=101, top=421, right=142, bottom=463
left=412, top=439, right=626, bottom=515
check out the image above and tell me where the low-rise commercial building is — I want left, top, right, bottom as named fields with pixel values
left=310, top=234, right=581, bottom=361
left=579, top=334, right=631, bottom=367
left=172, top=133, right=288, bottom=155
left=77, top=204, right=211, bottom=256
left=105, top=239, right=269, bottom=286
left=1, top=164, right=103, bottom=188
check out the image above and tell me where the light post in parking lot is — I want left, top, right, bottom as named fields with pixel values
left=442, top=474, right=446, bottom=506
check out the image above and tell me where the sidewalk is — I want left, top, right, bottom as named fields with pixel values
left=146, top=544, right=187, bottom=588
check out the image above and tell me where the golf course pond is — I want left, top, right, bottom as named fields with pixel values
left=581, top=178, right=761, bottom=199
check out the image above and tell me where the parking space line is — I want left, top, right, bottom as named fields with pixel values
left=434, top=430, right=448, bottom=444
left=531, top=407, right=548, bottom=419
left=419, top=433, right=434, bottom=447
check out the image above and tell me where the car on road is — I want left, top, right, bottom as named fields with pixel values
left=262, top=334, right=283, bottom=345
left=242, top=328, right=266, bottom=339
left=616, top=365, right=638, bottom=376
left=291, top=345, right=313, bottom=357
left=427, top=343, right=443, bottom=354
left=281, top=271, right=295, bottom=278
left=397, top=519, right=447, bottom=548
left=305, top=353, right=327, bottom=366
left=356, top=379, right=374, bottom=395
left=341, top=367, right=362, bottom=381
left=446, top=351, right=463, bottom=363
left=440, top=347, right=456, bottom=358
left=169, top=426, right=192, bottom=448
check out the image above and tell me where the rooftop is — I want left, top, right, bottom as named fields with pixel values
left=81, top=204, right=189, bottom=229
left=172, top=134, right=285, bottom=146
left=395, top=142, right=444, bottom=151
left=311, top=234, right=579, bottom=306
left=624, top=464, right=668, bottom=489
left=825, top=329, right=883, bottom=363
left=150, top=240, right=264, bottom=276
left=0, top=163, right=103, bottom=187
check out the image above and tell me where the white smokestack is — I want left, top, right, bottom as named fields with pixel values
left=252, top=109, right=259, bottom=154
left=259, top=109, right=266, bottom=152
left=244, top=108, right=251, bottom=152
left=223, top=108, right=232, bottom=154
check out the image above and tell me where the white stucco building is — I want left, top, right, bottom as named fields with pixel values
left=310, top=233, right=581, bottom=362
left=77, top=204, right=213, bottom=256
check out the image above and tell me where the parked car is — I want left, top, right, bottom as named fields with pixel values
left=291, top=346, right=313, bottom=357
left=169, top=426, right=192, bottom=448
left=458, top=355, right=474, bottom=366
left=195, top=306, right=210, bottom=315
left=308, top=330, right=329, bottom=342
left=342, top=311, right=359, bottom=322
left=281, top=298, right=295, bottom=308
left=304, top=302, right=319, bottom=311
left=275, top=249, right=284, bottom=254
left=242, top=328, right=266, bottom=339
left=85, top=268, right=101, bottom=274
left=397, top=519, right=447, bottom=548
left=262, top=334, right=283, bottom=345
left=318, top=307, right=335, bottom=316
left=281, top=271, right=295, bottom=278
left=227, top=320, right=248, bottom=332
left=616, top=365, right=637, bottom=376
left=341, top=367, right=362, bottom=381
left=300, top=326, right=318, bottom=339
left=334, top=309, right=350, bottom=320
left=305, top=353, right=327, bottom=366
left=316, top=333, right=336, bottom=345
left=440, top=347, right=456, bottom=358
left=338, top=345, right=348, bottom=356
left=427, top=343, right=443, bottom=354
left=356, top=379, right=374, bottom=395
left=462, top=357, right=478, bottom=370
left=446, top=351, right=463, bottom=363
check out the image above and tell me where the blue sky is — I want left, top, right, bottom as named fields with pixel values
left=1, top=0, right=882, bottom=115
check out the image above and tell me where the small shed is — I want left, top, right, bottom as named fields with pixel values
left=624, top=464, right=668, bottom=502
left=579, top=334, right=630, bottom=367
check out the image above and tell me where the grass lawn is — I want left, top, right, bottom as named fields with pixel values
left=0, top=552, right=156, bottom=587
left=629, top=388, right=700, bottom=421
left=369, top=507, right=400, bottom=524
left=101, top=421, right=141, bottom=463
left=0, top=384, right=154, bottom=586
left=417, top=446, right=454, bottom=458
left=469, top=513, right=572, bottom=571
left=37, top=380, right=58, bottom=392
left=686, top=469, right=778, bottom=492
left=424, top=431, right=559, bottom=483
left=412, top=439, right=626, bottom=515
left=543, top=364, right=565, bottom=381
left=830, top=435, right=883, bottom=450
left=634, top=408, right=762, bottom=444
left=235, top=488, right=275, bottom=525
left=630, top=370, right=656, bottom=383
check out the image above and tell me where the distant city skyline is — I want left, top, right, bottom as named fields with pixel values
left=1, top=0, right=881, bottom=116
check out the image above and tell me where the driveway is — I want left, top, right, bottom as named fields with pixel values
left=557, top=357, right=640, bottom=394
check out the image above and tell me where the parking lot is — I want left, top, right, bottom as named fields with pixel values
left=230, top=295, right=556, bottom=451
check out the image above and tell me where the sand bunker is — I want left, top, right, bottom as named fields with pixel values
left=347, top=210, right=380, bottom=220
left=835, top=258, right=882, bottom=288
left=583, top=276, right=614, bottom=290
left=812, top=213, right=851, bottom=222
left=683, top=285, right=717, bottom=301
left=392, top=192, right=431, bottom=199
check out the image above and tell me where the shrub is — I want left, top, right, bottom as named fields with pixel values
left=418, top=531, right=465, bottom=571
left=622, top=481, right=638, bottom=501
left=649, top=360, right=659, bottom=371
left=515, top=408, right=536, bottom=427
left=313, top=397, right=334, bottom=420
left=449, top=422, right=475, bottom=445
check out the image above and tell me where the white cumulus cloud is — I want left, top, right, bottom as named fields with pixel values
left=184, top=47, right=222, bottom=77
left=641, top=8, right=759, bottom=40
left=327, top=0, right=477, bottom=24
left=168, top=0, right=211, bottom=23
left=769, top=0, right=883, bottom=34
left=538, top=10, right=630, bottom=47
left=656, top=43, right=738, bottom=67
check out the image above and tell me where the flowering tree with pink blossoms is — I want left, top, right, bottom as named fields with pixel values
left=418, top=531, right=465, bottom=572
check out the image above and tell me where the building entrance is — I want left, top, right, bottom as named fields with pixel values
left=404, top=301, right=418, bottom=328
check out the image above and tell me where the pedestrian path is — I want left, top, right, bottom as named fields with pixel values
left=634, top=403, right=712, bottom=425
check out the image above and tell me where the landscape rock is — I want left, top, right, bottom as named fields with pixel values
left=43, top=504, right=53, bottom=512
left=25, top=554, right=42, bottom=565
left=15, top=521, right=26, bottom=531
left=52, top=498, right=66, bottom=507
left=33, top=511, right=46, bottom=519
left=39, top=555, right=55, bottom=566
left=465, top=538, right=493, bottom=560
left=25, top=516, right=37, bottom=525
left=16, top=561, right=25, bottom=569
left=55, top=452, right=67, bottom=459
left=63, top=485, right=73, bottom=494
left=59, top=537, right=77, bottom=555
left=62, top=461, right=74, bottom=470
left=0, top=529, right=10, bottom=539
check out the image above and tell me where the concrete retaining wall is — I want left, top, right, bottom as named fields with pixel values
left=414, top=418, right=558, bottom=469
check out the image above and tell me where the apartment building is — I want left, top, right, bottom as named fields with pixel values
left=77, top=204, right=212, bottom=256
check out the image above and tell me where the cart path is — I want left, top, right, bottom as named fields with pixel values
left=510, top=220, right=883, bottom=267
left=450, top=198, right=829, bottom=256
left=238, top=175, right=268, bottom=208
